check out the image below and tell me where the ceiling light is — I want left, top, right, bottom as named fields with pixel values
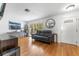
left=66, top=4, right=75, bottom=9
left=65, top=4, right=75, bottom=11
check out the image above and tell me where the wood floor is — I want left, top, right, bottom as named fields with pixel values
left=18, top=37, right=79, bottom=56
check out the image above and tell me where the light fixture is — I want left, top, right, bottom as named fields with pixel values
left=25, top=9, right=30, bottom=12
left=65, top=4, right=75, bottom=11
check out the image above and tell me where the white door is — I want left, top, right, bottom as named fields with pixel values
left=61, top=18, right=76, bottom=45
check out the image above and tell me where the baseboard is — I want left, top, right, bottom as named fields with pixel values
left=58, top=42, right=79, bottom=47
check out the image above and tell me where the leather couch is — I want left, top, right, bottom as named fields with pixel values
left=32, top=30, right=54, bottom=43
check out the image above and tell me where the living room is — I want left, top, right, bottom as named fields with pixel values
left=0, top=3, right=79, bottom=56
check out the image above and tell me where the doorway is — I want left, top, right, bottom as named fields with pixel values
left=61, top=18, right=77, bottom=45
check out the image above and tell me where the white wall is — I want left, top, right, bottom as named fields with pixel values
left=27, top=9, right=79, bottom=45
left=53, top=10, right=79, bottom=45
left=0, top=4, right=25, bottom=34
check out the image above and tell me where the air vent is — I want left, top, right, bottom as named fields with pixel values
left=64, top=20, right=73, bottom=23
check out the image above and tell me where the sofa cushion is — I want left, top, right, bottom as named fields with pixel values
left=33, top=35, right=48, bottom=39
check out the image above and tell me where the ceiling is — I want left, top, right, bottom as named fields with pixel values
left=6, top=3, right=78, bottom=21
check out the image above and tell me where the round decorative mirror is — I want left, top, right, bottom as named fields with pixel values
left=45, top=18, right=55, bottom=28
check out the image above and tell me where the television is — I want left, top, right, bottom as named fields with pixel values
left=9, top=21, right=21, bottom=30
left=0, top=3, right=6, bottom=17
